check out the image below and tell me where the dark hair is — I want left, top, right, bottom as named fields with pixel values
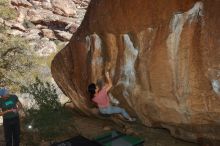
left=87, top=83, right=96, bottom=99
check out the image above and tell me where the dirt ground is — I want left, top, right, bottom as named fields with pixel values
left=55, top=114, right=199, bottom=146
left=0, top=114, right=199, bottom=146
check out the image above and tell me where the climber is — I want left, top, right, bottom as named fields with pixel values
left=87, top=72, right=136, bottom=122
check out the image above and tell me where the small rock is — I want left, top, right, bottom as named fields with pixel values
left=54, top=30, right=72, bottom=41
left=51, top=0, right=77, bottom=17
left=103, top=126, right=111, bottom=131
left=124, top=128, right=135, bottom=135
left=41, top=29, right=56, bottom=39
left=7, top=29, right=24, bottom=36
left=0, top=18, right=4, bottom=24
left=42, top=1, right=53, bottom=10
left=11, top=0, right=32, bottom=7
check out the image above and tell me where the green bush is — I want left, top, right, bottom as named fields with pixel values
left=21, top=78, right=74, bottom=143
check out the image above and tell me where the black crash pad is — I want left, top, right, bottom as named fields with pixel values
left=51, top=135, right=102, bottom=146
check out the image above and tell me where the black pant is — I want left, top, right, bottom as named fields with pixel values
left=3, top=116, right=20, bottom=146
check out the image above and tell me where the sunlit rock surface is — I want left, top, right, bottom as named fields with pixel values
left=51, top=0, right=220, bottom=143
left=0, top=0, right=90, bottom=116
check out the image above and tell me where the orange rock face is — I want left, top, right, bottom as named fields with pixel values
left=51, top=0, right=220, bottom=142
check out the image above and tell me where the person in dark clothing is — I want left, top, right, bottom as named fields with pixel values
left=0, top=88, right=23, bottom=146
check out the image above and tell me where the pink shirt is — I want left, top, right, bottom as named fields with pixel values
left=92, top=88, right=110, bottom=108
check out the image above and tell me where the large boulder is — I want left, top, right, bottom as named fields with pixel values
left=51, top=0, right=220, bottom=143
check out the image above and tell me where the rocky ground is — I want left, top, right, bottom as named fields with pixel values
left=2, top=0, right=90, bottom=57
left=0, top=0, right=91, bottom=108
